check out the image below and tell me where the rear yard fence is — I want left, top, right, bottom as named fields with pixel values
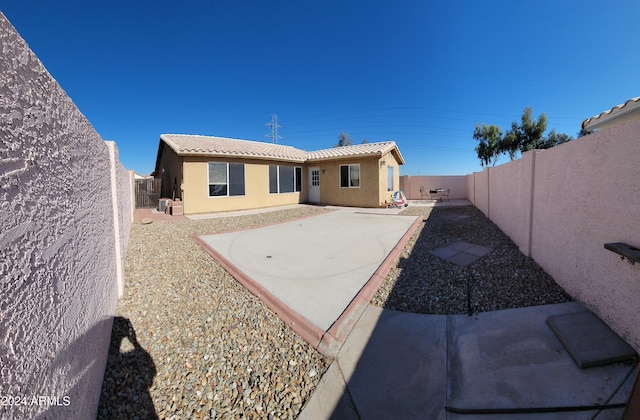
left=466, top=118, right=640, bottom=352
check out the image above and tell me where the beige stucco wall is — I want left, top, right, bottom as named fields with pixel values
left=313, top=156, right=383, bottom=208
left=182, top=157, right=304, bottom=214
left=377, top=150, right=401, bottom=206
left=171, top=148, right=402, bottom=213
left=1, top=13, right=132, bottom=419
left=470, top=118, right=640, bottom=351
left=157, top=142, right=183, bottom=200
left=399, top=175, right=468, bottom=200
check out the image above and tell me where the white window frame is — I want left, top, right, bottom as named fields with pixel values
left=387, top=165, right=394, bottom=192
left=339, top=163, right=360, bottom=188
left=207, top=162, right=245, bottom=197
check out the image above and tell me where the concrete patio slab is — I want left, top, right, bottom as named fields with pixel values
left=547, top=311, right=638, bottom=368
left=196, top=208, right=421, bottom=355
left=447, top=302, right=636, bottom=414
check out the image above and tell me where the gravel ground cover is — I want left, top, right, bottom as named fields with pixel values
left=98, top=206, right=331, bottom=420
left=372, top=204, right=572, bottom=315
left=99, top=203, right=572, bottom=419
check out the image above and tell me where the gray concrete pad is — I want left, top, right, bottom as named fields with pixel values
left=199, top=210, right=419, bottom=331
left=299, top=302, right=637, bottom=419
left=447, top=302, right=636, bottom=413
left=547, top=311, right=638, bottom=368
left=334, top=306, right=447, bottom=420
left=431, top=241, right=493, bottom=267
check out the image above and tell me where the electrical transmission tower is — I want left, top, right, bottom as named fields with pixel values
left=265, top=114, right=283, bottom=144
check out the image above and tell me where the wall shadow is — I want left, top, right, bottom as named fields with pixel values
left=321, top=203, right=579, bottom=419
left=380, top=204, right=571, bottom=316
left=97, top=316, right=157, bottom=419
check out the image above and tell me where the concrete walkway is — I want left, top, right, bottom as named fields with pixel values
left=299, top=303, right=637, bottom=419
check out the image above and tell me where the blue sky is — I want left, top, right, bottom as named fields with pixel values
left=2, top=1, right=639, bottom=175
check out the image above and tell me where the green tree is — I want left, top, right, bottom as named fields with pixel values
left=473, top=124, right=503, bottom=168
left=473, top=107, right=574, bottom=168
left=335, top=131, right=353, bottom=147
left=540, top=129, right=573, bottom=148
left=502, top=107, right=547, bottom=158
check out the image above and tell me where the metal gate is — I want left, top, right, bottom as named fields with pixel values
left=135, top=178, right=162, bottom=209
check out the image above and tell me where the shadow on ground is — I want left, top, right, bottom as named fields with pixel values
left=98, top=317, right=157, bottom=419
left=299, top=204, right=637, bottom=419
left=378, top=204, right=572, bottom=315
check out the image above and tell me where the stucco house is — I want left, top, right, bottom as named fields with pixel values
left=154, top=134, right=405, bottom=214
left=582, top=96, right=640, bottom=132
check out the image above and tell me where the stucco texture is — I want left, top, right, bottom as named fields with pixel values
left=487, top=151, right=536, bottom=255
left=1, top=13, right=132, bottom=418
left=531, top=119, right=640, bottom=351
left=470, top=118, right=640, bottom=351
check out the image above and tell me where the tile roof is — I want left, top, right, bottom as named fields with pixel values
left=306, top=141, right=405, bottom=164
left=582, top=96, right=640, bottom=130
left=159, top=134, right=404, bottom=164
left=160, top=134, right=307, bottom=162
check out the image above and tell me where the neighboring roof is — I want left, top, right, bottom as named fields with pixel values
left=306, top=141, right=405, bottom=164
left=157, top=134, right=405, bottom=165
left=160, top=134, right=307, bottom=162
left=581, top=96, right=640, bottom=131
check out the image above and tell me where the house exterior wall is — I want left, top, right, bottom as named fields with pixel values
left=589, top=109, right=640, bottom=131
left=314, top=156, right=382, bottom=208
left=378, top=151, right=401, bottom=206
left=399, top=175, right=468, bottom=200
left=469, top=117, right=640, bottom=351
left=182, top=156, right=304, bottom=214
left=1, top=13, right=132, bottom=419
left=165, top=144, right=402, bottom=213
left=157, top=142, right=183, bottom=200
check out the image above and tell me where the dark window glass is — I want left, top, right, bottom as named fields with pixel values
left=340, top=165, right=349, bottom=188
left=209, top=184, right=227, bottom=196
left=279, top=166, right=294, bottom=193
left=295, top=167, right=302, bottom=192
left=269, top=165, right=278, bottom=193
left=229, top=163, right=245, bottom=196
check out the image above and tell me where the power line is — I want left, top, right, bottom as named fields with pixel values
left=265, top=114, right=283, bottom=144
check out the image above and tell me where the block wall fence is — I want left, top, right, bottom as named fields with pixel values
left=1, top=13, right=132, bottom=419
left=467, top=118, right=640, bottom=352
left=399, top=175, right=468, bottom=200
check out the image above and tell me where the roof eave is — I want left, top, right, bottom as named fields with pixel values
left=582, top=97, right=640, bottom=131
left=179, top=152, right=306, bottom=163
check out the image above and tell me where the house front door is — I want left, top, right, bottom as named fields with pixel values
left=309, top=167, right=320, bottom=203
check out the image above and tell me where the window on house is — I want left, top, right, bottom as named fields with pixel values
left=269, top=165, right=302, bottom=193
left=387, top=166, right=394, bottom=191
left=295, top=167, right=302, bottom=192
left=208, top=162, right=245, bottom=197
left=269, top=165, right=278, bottom=194
left=340, top=164, right=360, bottom=188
